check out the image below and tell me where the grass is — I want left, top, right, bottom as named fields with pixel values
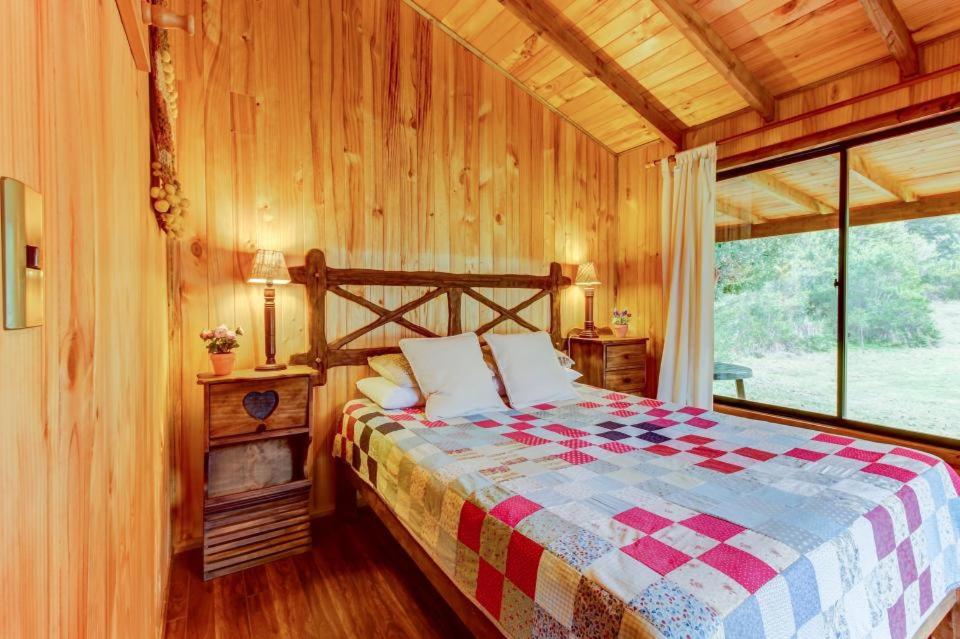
left=714, top=300, right=960, bottom=441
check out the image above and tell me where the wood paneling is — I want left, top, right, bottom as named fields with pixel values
left=0, top=1, right=170, bottom=637
left=614, top=141, right=670, bottom=399
left=167, top=0, right=618, bottom=546
left=686, top=31, right=960, bottom=166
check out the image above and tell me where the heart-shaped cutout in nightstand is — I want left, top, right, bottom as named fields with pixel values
left=243, top=390, right=279, bottom=422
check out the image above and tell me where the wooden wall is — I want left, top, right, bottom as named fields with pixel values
left=0, top=1, right=171, bottom=637
left=615, top=141, right=671, bottom=398
left=686, top=31, right=960, bottom=167
left=167, top=0, right=619, bottom=546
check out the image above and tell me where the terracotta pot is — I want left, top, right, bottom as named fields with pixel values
left=210, top=352, right=236, bottom=376
left=613, top=324, right=629, bottom=338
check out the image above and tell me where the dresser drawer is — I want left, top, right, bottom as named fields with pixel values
left=605, top=343, right=646, bottom=370
left=208, top=376, right=310, bottom=439
left=604, top=368, right=646, bottom=394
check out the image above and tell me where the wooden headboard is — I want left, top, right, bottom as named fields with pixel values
left=289, top=250, right=572, bottom=384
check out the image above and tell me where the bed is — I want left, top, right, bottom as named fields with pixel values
left=289, top=250, right=960, bottom=639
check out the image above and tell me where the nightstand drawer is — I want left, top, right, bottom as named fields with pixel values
left=605, top=343, right=646, bottom=370
left=208, top=377, right=310, bottom=439
left=604, top=368, right=646, bottom=394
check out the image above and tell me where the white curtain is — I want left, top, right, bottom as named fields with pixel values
left=657, top=143, right=717, bottom=408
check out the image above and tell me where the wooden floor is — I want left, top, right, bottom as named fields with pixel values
left=163, top=509, right=469, bottom=638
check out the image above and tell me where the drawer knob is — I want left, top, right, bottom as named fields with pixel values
left=243, top=390, right=279, bottom=421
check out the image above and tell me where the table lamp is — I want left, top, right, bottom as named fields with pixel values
left=248, top=249, right=291, bottom=370
left=575, top=261, right=600, bottom=338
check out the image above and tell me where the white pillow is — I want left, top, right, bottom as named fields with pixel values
left=368, top=353, right=418, bottom=388
left=356, top=376, right=424, bottom=410
left=485, top=332, right=577, bottom=409
left=399, top=333, right=507, bottom=419
left=563, top=367, right=582, bottom=382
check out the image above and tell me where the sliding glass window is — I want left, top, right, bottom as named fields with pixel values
left=845, top=124, right=960, bottom=442
left=714, top=156, right=839, bottom=415
left=713, top=118, right=960, bottom=446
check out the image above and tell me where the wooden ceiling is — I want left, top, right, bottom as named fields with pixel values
left=409, top=0, right=960, bottom=153
left=716, top=120, right=960, bottom=238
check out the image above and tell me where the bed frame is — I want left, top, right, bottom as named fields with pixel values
left=290, top=250, right=958, bottom=639
left=288, top=249, right=570, bottom=385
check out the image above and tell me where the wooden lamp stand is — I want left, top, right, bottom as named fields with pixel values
left=248, top=249, right=291, bottom=371
left=575, top=261, right=601, bottom=339
left=256, top=282, right=286, bottom=371
left=580, top=286, right=599, bottom=338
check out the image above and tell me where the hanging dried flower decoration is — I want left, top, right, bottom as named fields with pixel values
left=148, top=2, right=188, bottom=238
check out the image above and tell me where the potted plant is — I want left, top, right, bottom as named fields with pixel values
left=612, top=308, right=631, bottom=337
left=201, top=324, right=244, bottom=376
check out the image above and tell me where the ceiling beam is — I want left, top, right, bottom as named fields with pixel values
left=717, top=190, right=960, bottom=242
left=716, top=199, right=765, bottom=224
left=858, top=0, right=920, bottom=78
left=496, top=0, right=684, bottom=147
left=849, top=152, right=917, bottom=202
left=744, top=173, right=837, bottom=215
left=648, top=0, right=775, bottom=121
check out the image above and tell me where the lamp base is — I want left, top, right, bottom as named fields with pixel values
left=575, top=328, right=600, bottom=339
left=255, top=362, right=288, bottom=371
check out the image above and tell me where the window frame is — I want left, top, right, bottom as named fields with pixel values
left=713, top=109, right=960, bottom=449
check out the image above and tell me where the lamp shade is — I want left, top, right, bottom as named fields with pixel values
left=575, top=262, right=600, bottom=287
left=248, top=249, right=291, bottom=285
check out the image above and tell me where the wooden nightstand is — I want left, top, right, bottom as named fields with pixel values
left=197, top=366, right=315, bottom=580
left=568, top=334, right=649, bottom=396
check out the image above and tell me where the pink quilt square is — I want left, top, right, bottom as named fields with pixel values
left=890, top=447, right=938, bottom=466
left=610, top=409, right=639, bottom=417
left=556, top=450, right=597, bottom=466
left=699, top=543, right=776, bottom=593
left=919, top=568, right=933, bottom=613
left=614, top=507, right=673, bottom=534
left=532, top=403, right=557, bottom=410
left=647, top=418, right=679, bottom=428
left=509, top=422, right=536, bottom=431
left=786, top=448, right=828, bottom=462
left=678, top=406, right=707, bottom=416
left=558, top=439, right=592, bottom=449
left=423, top=420, right=448, bottom=428
left=896, top=538, right=918, bottom=589
left=476, top=559, right=504, bottom=619
left=604, top=393, right=629, bottom=401
left=682, top=514, right=745, bottom=542
left=645, top=408, right=672, bottom=418
left=457, top=501, right=486, bottom=552
left=645, top=444, right=680, bottom=457
left=686, top=417, right=718, bottom=429
left=392, top=413, right=416, bottom=421
left=813, top=432, right=855, bottom=445
left=512, top=413, right=537, bottom=421
left=505, top=531, right=544, bottom=599
left=474, top=419, right=501, bottom=428
left=545, top=424, right=589, bottom=438
left=503, top=431, right=551, bottom=447
left=490, top=496, right=543, bottom=528
left=733, top=447, right=776, bottom=462
left=688, top=446, right=725, bottom=459
left=863, top=462, right=917, bottom=482
left=609, top=401, right=633, bottom=409
left=621, top=536, right=690, bottom=575
left=697, top=459, right=744, bottom=474
left=678, top=434, right=714, bottom=445
left=639, top=398, right=664, bottom=407
left=836, top=447, right=883, bottom=463
left=600, top=442, right=637, bottom=454
left=577, top=401, right=603, bottom=409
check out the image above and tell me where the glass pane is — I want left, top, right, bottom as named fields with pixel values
left=714, top=155, right=840, bottom=414
left=846, top=123, right=960, bottom=442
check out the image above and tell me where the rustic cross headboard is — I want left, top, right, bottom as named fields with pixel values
left=288, top=250, right=571, bottom=385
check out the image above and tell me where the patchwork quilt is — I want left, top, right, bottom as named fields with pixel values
left=333, top=385, right=960, bottom=639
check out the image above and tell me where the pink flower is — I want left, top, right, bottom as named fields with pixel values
left=199, top=329, right=214, bottom=340
left=213, top=324, right=228, bottom=338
